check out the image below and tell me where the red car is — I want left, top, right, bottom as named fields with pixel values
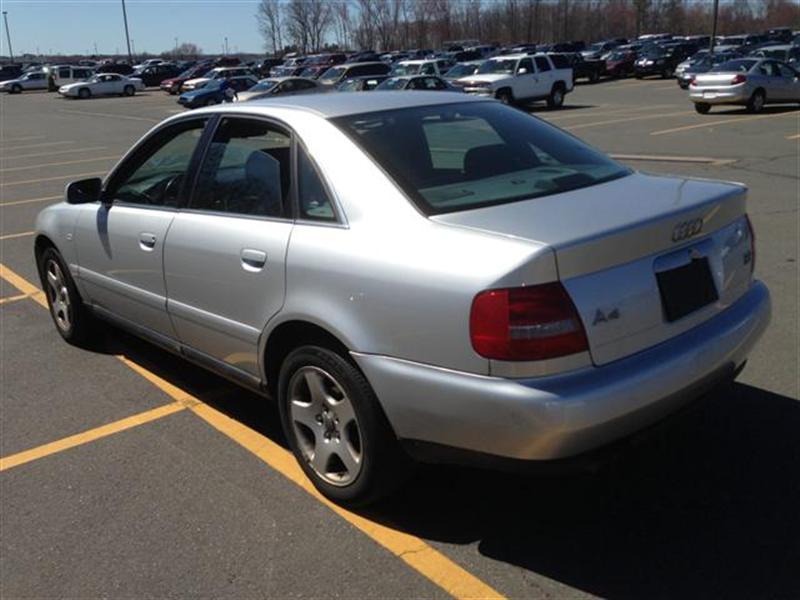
left=160, top=65, right=212, bottom=94
left=604, top=50, right=637, bottom=78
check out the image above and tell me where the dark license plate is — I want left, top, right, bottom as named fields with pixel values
left=656, top=257, right=718, bottom=322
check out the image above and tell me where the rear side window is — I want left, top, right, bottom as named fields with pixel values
left=534, top=56, right=551, bottom=72
left=333, top=102, right=629, bottom=215
left=59, top=67, right=70, bottom=78
left=297, top=145, right=336, bottom=222
left=191, top=118, right=291, bottom=218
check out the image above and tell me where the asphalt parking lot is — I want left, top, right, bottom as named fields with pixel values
left=1, top=81, right=798, bottom=599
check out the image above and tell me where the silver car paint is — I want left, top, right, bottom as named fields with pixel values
left=689, top=58, right=800, bottom=105
left=35, top=92, right=770, bottom=461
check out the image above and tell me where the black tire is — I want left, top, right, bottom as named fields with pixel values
left=37, top=247, right=97, bottom=345
left=589, top=70, right=600, bottom=84
left=662, top=66, right=674, bottom=79
left=278, top=345, right=412, bottom=506
left=546, top=83, right=565, bottom=109
left=11, top=83, right=21, bottom=94
left=496, top=88, right=513, bottom=105
left=747, top=89, right=765, bottom=113
left=695, top=102, right=711, bottom=114
left=635, top=73, right=643, bottom=79
left=123, top=85, right=135, bottom=96
left=78, top=87, right=91, bottom=99
left=204, top=97, right=218, bottom=106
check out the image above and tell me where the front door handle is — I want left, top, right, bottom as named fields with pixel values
left=241, top=248, right=267, bottom=272
left=139, top=232, right=157, bottom=250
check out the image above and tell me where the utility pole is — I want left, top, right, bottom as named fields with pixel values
left=2, top=11, right=14, bottom=63
left=174, top=36, right=178, bottom=58
left=709, top=0, right=720, bottom=56
left=224, top=36, right=229, bottom=55
left=121, top=0, right=133, bottom=64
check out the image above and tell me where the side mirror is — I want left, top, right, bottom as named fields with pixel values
left=517, top=68, right=528, bottom=75
left=66, top=177, right=103, bottom=205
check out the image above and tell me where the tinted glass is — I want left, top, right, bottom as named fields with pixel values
left=297, top=145, right=336, bottom=222
left=111, top=119, right=207, bottom=207
left=477, top=59, right=516, bottom=74
left=377, top=77, right=408, bottom=90
left=333, top=102, right=629, bottom=216
left=319, top=66, right=346, bottom=82
left=191, top=118, right=290, bottom=217
left=717, top=59, right=756, bottom=72
left=534, top=56, right=551, bottom=72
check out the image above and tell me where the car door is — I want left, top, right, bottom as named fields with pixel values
left=513, top=57, right=536, bottom=98
left=163, top=116, right=294, bottom=378
left=533, top=56, right=554, bottom=96
left=778, top=62, right=800, bottom=100
left=74, top=117, right=209, bottom=337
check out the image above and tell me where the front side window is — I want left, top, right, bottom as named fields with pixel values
left=518, top=58, right=534, bottom=74
left=109, top=119, right=207, bottom=207
left=477, top=59, right=517, bottom=74
left=191, top=118, right=291, bottom=218
left=59, top=67, right=70, bottom=78
left=332, top=102, right=630, bottom=216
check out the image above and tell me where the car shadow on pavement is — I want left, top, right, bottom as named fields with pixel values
left=84, top=328, right=799, bottom=598
left=365, top=381, right=800, bottom=598
left=707, top=105, right=800, bottom=116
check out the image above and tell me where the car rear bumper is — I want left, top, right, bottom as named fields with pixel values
left=689, top=85, right=749, bottom=104
left=353, top=281, right=770, bottom=462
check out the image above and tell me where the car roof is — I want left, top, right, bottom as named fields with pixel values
left=489, top=53, right=527, bottom=60
left=203, top=90, right=488, bottom=118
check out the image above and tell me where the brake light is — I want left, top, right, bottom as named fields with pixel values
left=689, top=76, right=697, bottom=86
left=731, top=74, right=747, bottom=85
left=745, top=215, right=756, bottom=274
left=470, top=283, right=588, bottom=361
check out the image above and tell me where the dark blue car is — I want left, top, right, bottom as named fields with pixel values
left=177, top=76, right=258, bottom=109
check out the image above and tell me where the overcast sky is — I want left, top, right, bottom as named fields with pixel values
left=2, top=0, right=267, bottom=56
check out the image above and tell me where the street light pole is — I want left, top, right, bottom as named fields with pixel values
left=2, top=11, right=14, bottom=63
left=121, top=0, right=133, bottom=64
left=709, top=0, right=720, bottom=56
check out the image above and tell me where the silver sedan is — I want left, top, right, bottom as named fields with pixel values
left=35, top=93, right=770, bottom=505
left=689, top=57, right=800, bottom=113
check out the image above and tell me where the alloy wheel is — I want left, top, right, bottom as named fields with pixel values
left=288, top=366, right=363, bottom=486
left=45, top=259, right=72, bottom=332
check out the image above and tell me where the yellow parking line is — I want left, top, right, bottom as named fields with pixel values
left=57, top=109, right=160, bottom=123
left=0, top=156, right=118, bottom=173
left=565, top=110, right=693, bottom=131
left=0, top=402, right=187, bottom=472
left=0, top=135, right=46, bottom=143
left=0, top=195, right=61, bottom=207
left=1, top=263, right=506, bottom=600
left=651, top=110, right=799, bottom=136
left=2, top=146, right=108, bottom=161
left=0, top=263, right=46, bottom=307
left=0, top=230, right=35, bottom=240
left=786, top=133, right=800, bottom=140
left=0, top=171, right=105, bottom=188
left=545, top=103, right=674, bottom=122
left=0, top=140, right=74, bottom=152
left=0, top=293, right=30, bottom=305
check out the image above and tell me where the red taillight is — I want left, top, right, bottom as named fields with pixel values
left=689, top=76, right=697, bottom=86
left=746, top=214, right=756, bottom=274
left=470, top=283, right=589, bottom=361
left=731, top=74, right=747, bottom=85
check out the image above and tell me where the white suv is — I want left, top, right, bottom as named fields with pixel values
left=458, top=53, right=573, bottom=108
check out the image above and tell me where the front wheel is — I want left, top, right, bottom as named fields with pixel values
left=10, top=84, right=21, bottom=94
left=547, top=84, right=565, bottom=109
left=589, top=70, right=600, bottom=84
left=123, top=85, right=135, bottom=96
left=78, top=87, right=91, bottom=99
left=496, top=89, right=513, bottom=105
left=278, top=345, right=411, bottom=506
left=38, top=248, right=97, bottom=345
left=694, top=102, right=711, bottom=114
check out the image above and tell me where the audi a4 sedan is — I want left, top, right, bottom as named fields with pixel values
left=35, top=92, right=770, bottom=505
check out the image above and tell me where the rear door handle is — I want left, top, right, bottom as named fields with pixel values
left=241, top=248, right=267, bottom=272
left=139, top=232, right=157, bottom=250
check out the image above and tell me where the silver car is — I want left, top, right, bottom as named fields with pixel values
left=689, top=57, right=800, bottom=113
left=35, top=93, right=770, bottom=505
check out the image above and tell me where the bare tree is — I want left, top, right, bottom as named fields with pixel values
left=256, top=0, right=284, bottom=55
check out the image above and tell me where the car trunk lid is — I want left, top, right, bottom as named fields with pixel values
left=433, top=173, right=753, bottom=365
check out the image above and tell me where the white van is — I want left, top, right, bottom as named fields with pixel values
left=44, top=65, right=95, bottom=90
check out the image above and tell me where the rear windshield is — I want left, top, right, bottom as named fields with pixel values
left=332, top=101, right=630, bottom=215
left=319, top=66, right=346, bottom=82
left=391, top=63, right=422, bottom=76
left=716, top=59, right=756, bottom=72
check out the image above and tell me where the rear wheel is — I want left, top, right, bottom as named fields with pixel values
left=747, top=89, right=765, bottom=113
left=547, top=84, right=565, bottom=109
left=10, top=83, right=21, bottom=94
left=204, top=96, right=218, bottom=106
left=278, top=345, right=411, bottom=506
left=38, top=248, right=96, bottom=345
left=123, top=85, right=135, bottom=96
left=662, top=66, right=674, bottom=78
left=694, top=102, right=711, bottom=114
left=78, top=87, right=91, bottom=99
left=589, top=70, right=600, bottom=84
